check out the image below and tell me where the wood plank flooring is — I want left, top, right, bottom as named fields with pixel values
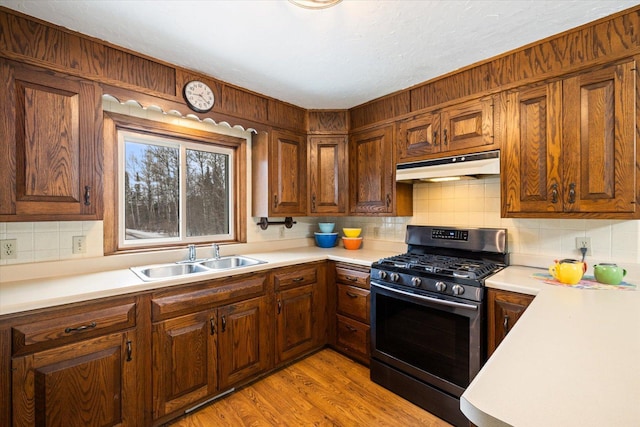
left=168, top=349, right=453, bottom=426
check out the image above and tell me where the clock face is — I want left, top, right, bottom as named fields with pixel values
left=183, top=80, right=215, bottom=113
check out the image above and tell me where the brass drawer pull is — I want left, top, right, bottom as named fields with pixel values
left=345, top=325, right=358, bottom=332
left=346, top=291, right=359, bottom=298
left=126, top=340, right=132, bottom=362
left=64, top=322, right=97, bottom=334
left=292, top=277, right=304, bottom=282
left=345, top=275, right=358, bottom=282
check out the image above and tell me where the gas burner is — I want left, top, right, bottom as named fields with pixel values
left=377, top=253, right=500, bottom=281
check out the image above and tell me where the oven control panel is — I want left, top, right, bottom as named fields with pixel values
left=431, top=228, right=468, bottom=241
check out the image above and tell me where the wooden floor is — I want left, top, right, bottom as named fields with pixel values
left=168, top=349, right=452, bottom=426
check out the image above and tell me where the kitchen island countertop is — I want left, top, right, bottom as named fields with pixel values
left=463, top=265, right=640, bottom=427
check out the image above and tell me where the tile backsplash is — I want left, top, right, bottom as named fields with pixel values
left=2, top=178, right=639, bottom=267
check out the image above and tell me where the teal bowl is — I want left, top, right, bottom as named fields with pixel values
left=318, top=222, right=335, bottom=233
left=314, top=232, right=338, bottom=248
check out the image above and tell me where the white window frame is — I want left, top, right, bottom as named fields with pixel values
left=117, top=130, right=235, bottom=248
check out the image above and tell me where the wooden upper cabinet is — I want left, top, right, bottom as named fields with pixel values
left=252, top=129, right=307, bottom=217
left=308, top=135, right=347, bottom=215
left=397, top=111, right=441, bottom=161
left=0, top=60, right=102, bottom=221
left=397, top=97, right=495, bottom=163
left=503, top=59, right=637, bottom=218
left=503, top=82, right=563, bottom=214
left=440, top=97, right=494, bottom=152
left=349, top=125, right=412, bottom=215
left=562, top=61, right=636, bottom=214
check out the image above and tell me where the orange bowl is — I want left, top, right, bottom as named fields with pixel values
left=342, top=237, right=363, bottom=250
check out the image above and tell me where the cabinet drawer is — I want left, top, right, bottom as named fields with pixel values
left=337, top=284, right=370, bottom=323
left=12, top=302, right=136, bottom=356
left=152, top=274, right=266, bottom=321
left=274, top=265, right=317, bottom=290
left=336, top=314, right=370, bottom=360
left=335, top=266, right=369, bottom=289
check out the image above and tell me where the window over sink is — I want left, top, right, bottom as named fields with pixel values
left=103, top=110, right=248, bottom=254
left=119, top=130, right=234, bottom=247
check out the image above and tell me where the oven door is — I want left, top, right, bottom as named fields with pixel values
left=370, top=281, right=484, bottom=398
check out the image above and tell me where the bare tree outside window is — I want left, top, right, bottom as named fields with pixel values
left=186, top=149, right=229, bottom=236
left=120, top=132, right=233, bottom=246
left=124, top=142, right=179, bottom=240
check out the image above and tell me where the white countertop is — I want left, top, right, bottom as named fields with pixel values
left=0, top=246, right=391, bottom=316
left=462, top=266, right=640, bottom=427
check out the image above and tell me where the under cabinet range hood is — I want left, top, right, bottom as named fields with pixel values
left=396, top=150, right=500, bottom=182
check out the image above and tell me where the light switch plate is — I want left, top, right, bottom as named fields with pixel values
left=73, top=236, right=87, bottom=254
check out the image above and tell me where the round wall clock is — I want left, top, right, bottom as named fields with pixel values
left=183, top=80, right=215, bottom=113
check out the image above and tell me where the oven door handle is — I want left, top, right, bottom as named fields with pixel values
left=371, top=282, right=478, bottom=311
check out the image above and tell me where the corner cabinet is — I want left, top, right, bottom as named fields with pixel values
left=487, top=288, right=534, bottom=357
left=252, top=129, right=307, bottom=217
left=274, top=262, right=327, bottom=365
left=397, top=96, right=496, bottom=163
left=0, top=60, right=102, bottom=221
left=349, top=124, right=413, bottom=216
left=502, top=60, right=637, bottom=218
left=308, top=135, right=348, bottom=215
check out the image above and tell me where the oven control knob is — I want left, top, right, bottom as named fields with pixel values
left=452, top=284, right=465, bottom=295
left=435, top=281, right=447, bottom=292
left=411, top=277, right=422, bottom=287
left=377, top=270, right=387, bottom=280
left=390, top=273, right=400, bottom=282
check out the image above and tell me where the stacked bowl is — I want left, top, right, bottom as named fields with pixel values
left=342, top=228, right=362, bottom=250
left=315, top=223, right=338, bottom=248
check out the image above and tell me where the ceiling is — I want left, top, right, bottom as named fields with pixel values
left=2, top=1, right=638, bottom=109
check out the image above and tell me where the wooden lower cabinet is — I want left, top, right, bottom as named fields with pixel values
left=487, top=288, right=535, bottom=357
left=218, top=296, right=270, bottom=389
left=151, top=309, right=218, bottom=421
left=9, top=297, right=142, bottom=427
left=273, top=263, right=326, bottom=365
left=331, top=263, right=371, bottom=365
left=6, top=263, right=328, bottom=426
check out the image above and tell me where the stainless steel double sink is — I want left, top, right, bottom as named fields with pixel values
left=130, top=255, right=266, bottom=281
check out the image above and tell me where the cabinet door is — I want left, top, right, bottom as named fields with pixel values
left=308, top=135, right=347, bottom=215
left=275, top=284, right=315, bottom=364
left=397, top=112, right=441, bottom=162
left=152, top=309, right=217, bottom=420
left=12, top=331, right=138, bottom=427
left=503, top=82, right=563, bottom=214
left=349, top=125, right=395, bottom=214
left=562, top=60, right=636, bottom=214
left=218, top=296, right=269, bottom=390
left=440, top=97, right=494, bottom=153
left=487, top=289, right=534, bottom=357
left=269, top=129, right=307, bottom=215
left=0, top=60, right=102, bottom=220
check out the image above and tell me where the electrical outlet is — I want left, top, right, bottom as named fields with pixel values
left=1, top=239, right=17, bottom=260
left=575, top=237, right=592, bottom=256
left=72, top=236, right=87, bottom=254
left=279, top=226, right=286, bottom=239
left=373, top=227, right=380, bottom=238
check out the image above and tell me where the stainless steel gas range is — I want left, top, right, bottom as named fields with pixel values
left=370, top=225, right=508, bottom=427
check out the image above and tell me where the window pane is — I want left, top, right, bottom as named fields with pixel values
left=186, top=148, right=230, bottom=237
left=124, top=142, right=179, bottom=240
